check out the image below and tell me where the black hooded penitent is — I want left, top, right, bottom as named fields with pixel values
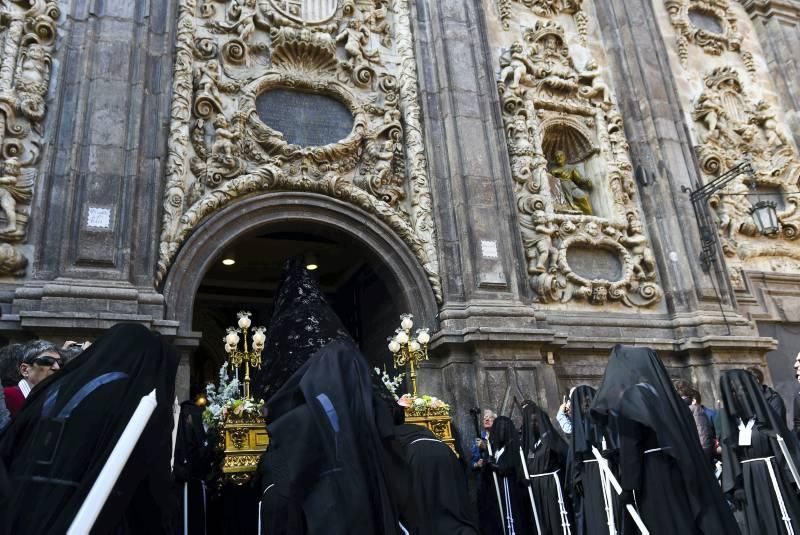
left=718, top=369, right=800, bottom=535
left=521, top=400, right=571, bottom=535
left=590, top=345, right=740, bottom=535
left=0, top=323, right=179, bottom=534
left=566, top=385, right=619, bottom=535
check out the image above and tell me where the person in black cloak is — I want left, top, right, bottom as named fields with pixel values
left=256, top=257, right=401, bottom=535
left=479, top=415, right=535, bottom=535
left=719, top=369, right=800, bottom=535
left=590, top=345, right=740, bottom=535
left=0, top=323, right=179, bottom=534
left=565, top=385, right=620, bottom=535
left=521, top=400, right=571, bottom=535
left=173, top=399, right=214, bottom=535
left=377, top=386, right=479, bottom=535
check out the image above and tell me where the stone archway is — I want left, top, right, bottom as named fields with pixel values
left=161, top=192, right=439, bottom=397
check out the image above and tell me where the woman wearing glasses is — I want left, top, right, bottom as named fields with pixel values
left=3, top=340, right=61, bottom=418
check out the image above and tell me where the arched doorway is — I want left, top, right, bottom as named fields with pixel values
left=162, top=192, right=439, bottom=399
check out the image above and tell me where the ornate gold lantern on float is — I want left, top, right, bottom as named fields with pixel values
left=203, top=311, right=269, bottom=485
left=388, top=314, right=456, bottom=453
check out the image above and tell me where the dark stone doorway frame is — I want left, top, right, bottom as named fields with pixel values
left=161, top=192, right=439, bottom=399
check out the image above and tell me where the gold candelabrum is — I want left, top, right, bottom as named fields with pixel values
left=219, top=311, right=269, bottom=485
left=388, top=314, right=431, bottom=397
left=224, top=311, right=266, bottom=400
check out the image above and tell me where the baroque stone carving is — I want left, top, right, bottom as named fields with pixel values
left=158, top=0, right=441, bottom=302
left=692, top=67, right=800, bottom=266
left=495, top=0, right=587, bottom=42
left=498, top=21, right=662, bottom=307
left=663, top=0, right=742, bottom=67
left=0, top=0, right=59, bottom=276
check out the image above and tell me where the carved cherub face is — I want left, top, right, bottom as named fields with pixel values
left=585, top=60, right=598, bottom=70
left=510, top=42, right=523, bottom=54
left=629, top=218, right=642, bottom=234
left=533, top=210, right=547, bottom=224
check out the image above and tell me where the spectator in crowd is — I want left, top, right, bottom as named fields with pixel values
left=675, top=380, right=715, bottom=463
left=0, top=344, right=22, bottom=432
left=747, top=365, right=787, bottom=423
left=556, top=387, right=576, bottom=435
left=470, top=409, right=496, bottom=471
left=2, top=340, right=60, bottom=418
left=0, top=343, right=24, bottom=387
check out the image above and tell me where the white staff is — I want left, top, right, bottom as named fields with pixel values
left=486, top=437, right=507, bottom=535
left=591, top=447, right=649, bottom=535
left=68, top=390, right=158, bottom=535
left=518, top=446, right=542, bottom=535
left=776, top=435, right=800, bottom=488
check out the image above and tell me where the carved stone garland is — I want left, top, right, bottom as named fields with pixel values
left=498, top=21, right=662, bottom=307
left=692, top=67, right=800, bottom=276
left=0, top=0, right=59, bottom=276
left=495, top=0, right=588, bottom=44
left=664, top=0, right=742, bottom=67
left=157, top=0, right=441, bottom=302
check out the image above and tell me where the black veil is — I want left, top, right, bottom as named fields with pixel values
left=718, top=369, right=800, bottom=494
left=590, top=345, right=739, bottom=535
left=253, top=257, right=352, bottom=402
left=0, top=323, right=178, bottom=534
left=521, top=400, right=567, bottom=459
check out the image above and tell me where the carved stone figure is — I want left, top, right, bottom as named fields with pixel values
left=752, top=100, right=789, bottom=149
left=17, top=44, right=48, bottom=86
left=0, top=157, right=30, bottom=234
left=620, top=216, right=656, bottom=281
left=499, top=42, right=532, bottom=90
left=528, top=210, right=559, bottom=272
left=693, top=91, right=727, bottom=142
left=336, top=19, right=380, bottom=67
left=0, top=243, right=27, bottom=277
left=211, top=115, right=237, bottom=162
left=577, top=60, right=611, bottom=106
left=550, top=150, right=593, bottom=215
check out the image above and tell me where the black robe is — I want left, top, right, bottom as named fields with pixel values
left=521, top=401, right=570, bottom=535
left=0, top=323, right=179, bottom=534
left=173, top=401, right=213, bottom=535
left=591, top=345, right=740, bottom=535
left=259, top=339, right=400, bottom=535
left=566, top=385, right=619, bottom=535
left=719, top=369, right=800, bottom=535
left=391, top=423, right=479, bottom=535
left=479, top=416, right=535, bottom=535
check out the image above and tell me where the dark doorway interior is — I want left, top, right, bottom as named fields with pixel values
left=190, top=227, right=403, bottom=398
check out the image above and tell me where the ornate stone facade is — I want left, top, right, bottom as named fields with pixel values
left=0, top=0, right=59, bottom=276
left=663, top=0, right=742, bottom=66
left=157, top=0, right=441, bottom=301
left=493, top=14, right=662, bottom=307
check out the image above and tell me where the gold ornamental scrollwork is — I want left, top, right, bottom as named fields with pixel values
left=496, top=19, right=662, bottom=307
left=158, top=0, right=441, bottom=302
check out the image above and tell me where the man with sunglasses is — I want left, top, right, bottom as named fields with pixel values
left=3, top=340, right=60, bottom=418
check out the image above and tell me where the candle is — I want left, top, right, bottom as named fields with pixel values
left=67, top=390, right=158, bottom=535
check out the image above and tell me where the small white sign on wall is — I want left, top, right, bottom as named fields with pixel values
left=481, top=240, right=499, bottom=259
left=86, top=207, right=112, bottom=229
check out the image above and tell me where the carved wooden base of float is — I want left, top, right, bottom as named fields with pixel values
left=404, top=410, right=457, bottom=454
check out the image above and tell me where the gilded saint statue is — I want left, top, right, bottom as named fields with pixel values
left=550, top=150, right=593, bottom=215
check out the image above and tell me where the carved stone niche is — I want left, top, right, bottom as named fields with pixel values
left=692, top=66, right=800, bottom=272
left=159, top=0, right=441, bottom=301
left=0, top=0, right=60, bottom=277
left=497, top=21, right=662, bottom=308
left=664, top=0, right=742, bottom=67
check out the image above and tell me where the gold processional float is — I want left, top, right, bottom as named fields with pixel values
left=202, top=312, right=456, bottom=484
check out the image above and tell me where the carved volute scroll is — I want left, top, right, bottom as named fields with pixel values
left=494, top=13, right=662, bottom=308
left=0, top=0, right=60, bottom=277
left=692, top=67, right=800, bottom=274
left=158, top=0, right=441, bottom=302
left=663, top=0, right=742, bottom=67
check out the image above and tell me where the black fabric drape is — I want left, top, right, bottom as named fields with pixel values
left=590, top=345, right=740, bottom=535
left=0, top=323, right=178, bottom=534
left=391, top=423, right=479, bottom=535
left=259, top=339, right=400, bottom=535
left=253, top=257, right=352, bottom=402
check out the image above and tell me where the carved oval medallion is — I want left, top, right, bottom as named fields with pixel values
left=688, top=9, right=723, bottom=35
left=565, top=245, right=623, bottom=282
left=256, top=89, right=355, bottom=147
left=269, top=0, right=339, bottom=24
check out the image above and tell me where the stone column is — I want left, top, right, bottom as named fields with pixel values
left=739, top=0, right=800, bottom=147
left=10, top=0, right=179, bottom=337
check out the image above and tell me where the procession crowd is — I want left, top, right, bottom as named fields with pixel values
left=0, top=261, right=799, bottom=534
